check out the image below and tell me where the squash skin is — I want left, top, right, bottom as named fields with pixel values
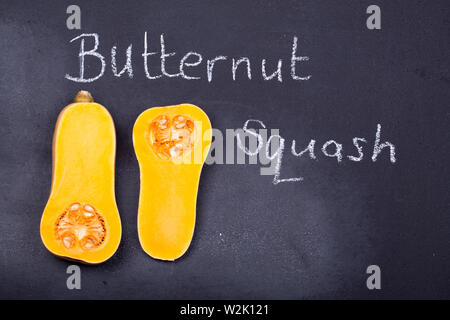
left=40, top=92, right=121, bottom=264
left=133, top=104, right=212, bottom=261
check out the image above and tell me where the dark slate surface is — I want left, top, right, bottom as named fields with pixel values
left=0, top=0, right=449, bottom=299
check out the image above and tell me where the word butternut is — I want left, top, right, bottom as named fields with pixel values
left=65, top=32, right=311, bottom=83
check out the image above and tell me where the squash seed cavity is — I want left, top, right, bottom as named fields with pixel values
left=55, top=203, right=106, bottom=251
left=149, top=114, right=194, bottom=160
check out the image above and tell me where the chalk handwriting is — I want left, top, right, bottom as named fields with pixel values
left=66, top=32, right=311, bottom=83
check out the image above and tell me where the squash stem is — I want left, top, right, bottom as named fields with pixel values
left=74, top=90, right=94, bottom=103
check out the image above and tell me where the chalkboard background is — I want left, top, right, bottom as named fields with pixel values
left=0, top=0, right=449, bottom=299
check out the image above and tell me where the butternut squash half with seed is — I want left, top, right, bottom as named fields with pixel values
left=133, top=104, right=212, bottom=261
left=40, top=91, right=121, bottom=264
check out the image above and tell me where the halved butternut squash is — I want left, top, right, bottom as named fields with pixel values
left=40, top=91, right=121, bottom=264
left=133, top=104, right=212, bottom=261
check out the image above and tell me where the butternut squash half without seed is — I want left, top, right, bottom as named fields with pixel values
left=133, top=104, right=212, bottom=261
left=40, top=91, right=121, bottom=264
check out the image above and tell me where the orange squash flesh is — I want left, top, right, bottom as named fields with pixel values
left=133, top=104, right=212, bottom=261
left=40, top=91, right=121, bottom=264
